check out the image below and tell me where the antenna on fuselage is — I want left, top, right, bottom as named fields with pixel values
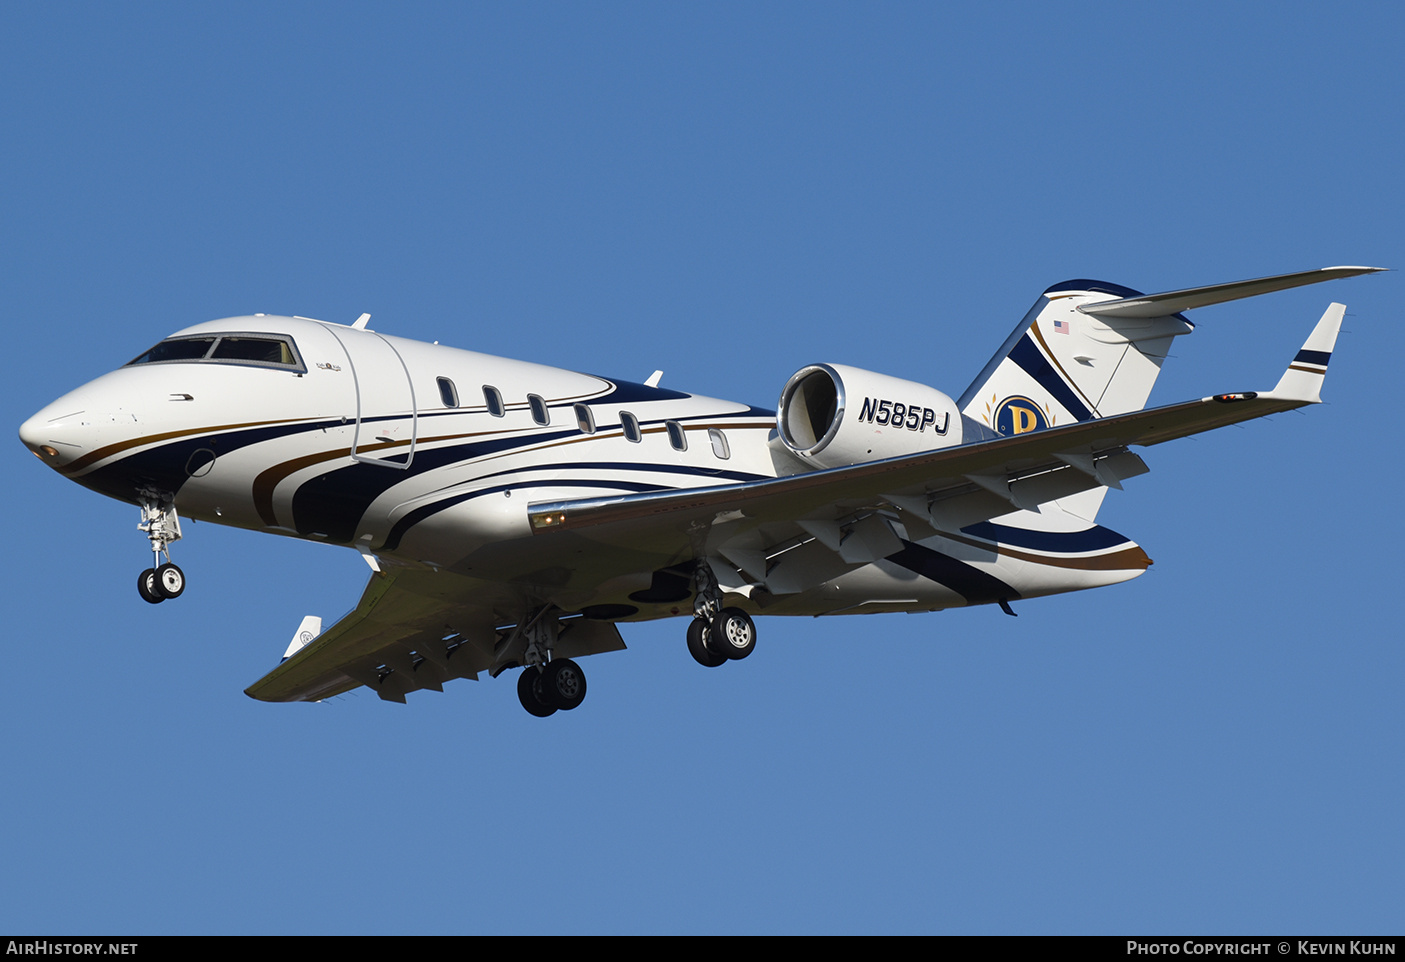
left=352, top=313, right=371, bottom=330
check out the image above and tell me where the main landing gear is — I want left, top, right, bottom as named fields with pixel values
left=685, top=561, right=757, bottom=669
left=136, top=491, right=185, bottom=605
left=517, top=659, right=588, bottom=717
left=513, top=607, right=588, bottom=717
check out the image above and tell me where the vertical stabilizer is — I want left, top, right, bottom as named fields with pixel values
left=959, top=280, right=1195, bottom=434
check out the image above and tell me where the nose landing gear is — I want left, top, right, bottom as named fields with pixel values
left=136, top=491, right=185, bottom=604
left=138, top=562, right=186, bottom=604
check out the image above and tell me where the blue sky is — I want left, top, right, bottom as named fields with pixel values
left=3, top=3, right=1402, bottom=934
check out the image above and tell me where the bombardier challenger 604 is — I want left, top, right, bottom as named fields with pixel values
left=19, top=266, right=1380, bottom=715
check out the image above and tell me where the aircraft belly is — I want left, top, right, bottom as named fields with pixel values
left=761, top=560, right=966, bottom=616
left=997, top=554, right=1148, bottom=598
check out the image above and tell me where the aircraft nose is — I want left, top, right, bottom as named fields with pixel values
left=19, top=395, right=98, bottom=470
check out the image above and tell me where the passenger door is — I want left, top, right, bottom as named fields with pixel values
left=322, top=325, right=418, bottom=469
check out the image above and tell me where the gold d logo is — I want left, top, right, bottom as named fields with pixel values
left=994, top=396, right=1049, bottom=435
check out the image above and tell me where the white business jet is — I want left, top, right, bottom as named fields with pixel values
left=19, top=267, right=1381, bottom=715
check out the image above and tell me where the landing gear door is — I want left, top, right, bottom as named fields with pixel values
left=322, top=325, right=418, bottom=469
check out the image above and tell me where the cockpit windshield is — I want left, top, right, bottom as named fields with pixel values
left=127, top=334, right=304, bottom=372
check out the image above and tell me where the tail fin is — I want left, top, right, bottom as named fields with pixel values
left=959, top=266, right=1383, bottom=435
left=958, top=279, right=1194, bottom=434
left=958, top=267, right=1382, bottom=524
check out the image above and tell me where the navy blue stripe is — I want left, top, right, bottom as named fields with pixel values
left=1293, top=349, right=1331, bottom=366
left=1040, top=280, right=1193, bottom=327
left=961, top=522, right=1131, bottom=553
left=481, top=460, right=769, bottom=485
left=1044, top=279, right=1145, bottom=299
left=1008, top=334, right=1093, bottom=422
left=74, top=416, right=352, bottom=504
left=291, top=421, right=777, bottom=544
left=381, top=480, right=665, bottom=551
left=884, top=541, right=1020, bottom=605
left=77, top=407, right=525, bottom=502
left=291, top=428, right=580, bottom=542
left=378, top=459, right=772, bottom=511
left=589, top=378, right=694, bottom=403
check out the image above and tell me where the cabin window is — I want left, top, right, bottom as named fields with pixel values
left=483, top=385, right=505, bottom=417
left=574, top=403, right=596, bottom=434
left=666, top=420, right=687, bottom=451
left=621, top=411, right=641, bottom=443
left=437, top=377, right=459, bottom=408
left=127, top=333, right=304, bottom=373
left=709, top=427, right=730, bottom=460
left=528, top=394, right=550, bottom=426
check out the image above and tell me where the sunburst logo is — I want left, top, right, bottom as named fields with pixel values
left=994, top=396, right=1049, bottom=435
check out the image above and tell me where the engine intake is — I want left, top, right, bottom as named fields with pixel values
left=776, top=363, right=963, bottom=469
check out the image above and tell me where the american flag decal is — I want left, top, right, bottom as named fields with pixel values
left=1052, top=319, right=1071, bottom=335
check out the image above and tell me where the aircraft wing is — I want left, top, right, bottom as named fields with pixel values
left=244, top=569, right=497, bottom=703
left=528, top=303, right=1346, bottom=550
left=244, top=567, right=627, bottom=703
left=527, top=391, right=1299, bottom=538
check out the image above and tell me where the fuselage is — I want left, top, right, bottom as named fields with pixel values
left=20, top=314, right=1148, bottom=621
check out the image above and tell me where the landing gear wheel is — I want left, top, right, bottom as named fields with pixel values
left=154, top=562, right=185, bottom=599
left=517, top=667, right=557, bottom=717
left=687, top=618, right=727, bottom=668
left=711, top=608, right=756, bottom=660
left=137, top=568, right=164, bottom=604
left=541, top=658, right=587, bottom=711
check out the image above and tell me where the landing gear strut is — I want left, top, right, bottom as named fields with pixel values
left=685, top=560, right=758, bottom=667
left=136, top=491, right=185, bottom=604
left=513, top=607, right=589, bottom=717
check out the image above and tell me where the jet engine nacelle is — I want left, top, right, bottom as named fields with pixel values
left=776, top=362, right=963, bottom=468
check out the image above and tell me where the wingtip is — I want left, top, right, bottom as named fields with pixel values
left=1267, top=302, right=1345, bottom=403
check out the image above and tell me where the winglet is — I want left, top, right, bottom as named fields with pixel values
left=1269, top=302, right=1345, bottom=403
left=281, top=615, right=323, bottom=663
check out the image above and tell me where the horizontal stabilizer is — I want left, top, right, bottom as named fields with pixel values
left=1079, top=266, right=1383, bottom=319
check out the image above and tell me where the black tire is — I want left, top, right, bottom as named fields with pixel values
left=687, top=618, right=727, bottom=668
left=517, top=667, right=557, bottom=717
left=710, top=607, right=756, bottom=660
left=137, top=568, right=164, bottom=604
left=541, top=658, right=587, bottom=711
left=155, top=562, right=185, bottom=599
